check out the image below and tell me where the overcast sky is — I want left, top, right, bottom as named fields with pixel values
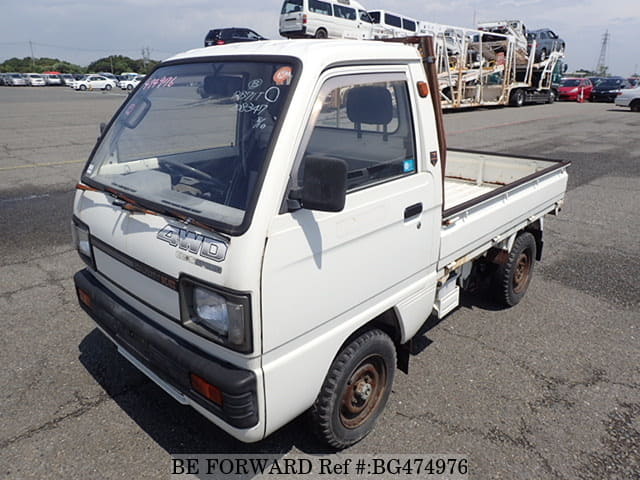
left=1, top=0, right=638, bottom=75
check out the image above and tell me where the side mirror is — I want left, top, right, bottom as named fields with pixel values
left=291, top=156, right=347, bottom=213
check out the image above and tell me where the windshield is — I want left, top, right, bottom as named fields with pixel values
left=560, top=79, right=580, bottom=87
left=84, top=60, right=295, bottom=232
left=598, top=79, right=623, bottom=88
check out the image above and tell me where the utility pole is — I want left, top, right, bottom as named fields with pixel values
left=141, top=46, right=151, bottom=73
left=595, top=30, right=610, bottom=76
left=29, top=40, right=35, bottom=70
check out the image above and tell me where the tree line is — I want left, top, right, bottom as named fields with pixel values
left=0, top=55, right=160, bottom=75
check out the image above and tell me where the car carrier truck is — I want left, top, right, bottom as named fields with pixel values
left=72, top=38, right=569, bottom=448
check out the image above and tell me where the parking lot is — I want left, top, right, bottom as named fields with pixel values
left=0, top=87, right=639, bottom=479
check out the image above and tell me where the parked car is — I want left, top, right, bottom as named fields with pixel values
left=526, top=28, right=565, bottom=62
left=627, top=77, right=639, bottom=88
left=615, top=85, right=640, bottom=112
left=204, top=27, right=266, bottom=46
left=591, top=77, right=632, bottom=102
left=98, top=72, right=119, bottom=81
left=60, top=74, right=75, bottom=86
left=119, top=74, right=145, bottom=91
left=25, top=73, right=46, bottom=86
left=558, top=77, right=593, bottom=102
left=43, top=74, right=63, bottom=86
left=4, top=73, right=27, bottom=86
left=74, top=75, right=117, bottom=91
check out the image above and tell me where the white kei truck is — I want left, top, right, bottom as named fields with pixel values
left=72, top=38, right=569, bottom=448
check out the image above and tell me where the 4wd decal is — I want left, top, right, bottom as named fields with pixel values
left=157, top=225, right=228, bottom=262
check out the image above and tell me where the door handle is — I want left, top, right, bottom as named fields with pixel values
left=404, top=203, right=423, bottom=220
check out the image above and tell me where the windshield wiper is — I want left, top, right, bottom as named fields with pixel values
left=75, top=182, right=216, bottom=232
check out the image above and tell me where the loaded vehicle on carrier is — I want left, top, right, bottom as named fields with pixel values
left=72, top=38, right=569, bottom=448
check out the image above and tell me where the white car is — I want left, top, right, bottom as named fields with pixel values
left=119, top=75, right=145, bottom=91
left=74, top=75, right=117, bottom=91
left=25, top=73, right=46, bottom=86
left=615, top=87, right=640, bottom=112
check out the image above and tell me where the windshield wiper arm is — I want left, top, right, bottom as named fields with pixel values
left=76, top=182, right=217, bottom=232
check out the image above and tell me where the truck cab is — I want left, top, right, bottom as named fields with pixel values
left=73, top=40, right=568, bottom=448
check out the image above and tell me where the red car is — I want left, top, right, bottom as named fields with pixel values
left=558, top=78, right=593, bottom=102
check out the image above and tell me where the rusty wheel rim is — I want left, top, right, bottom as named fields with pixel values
left=340, top=356, right=387, bottom=429
left=513, top=251, right=532, bottom=294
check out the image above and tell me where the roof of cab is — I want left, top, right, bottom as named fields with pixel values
left=165, top=40, right=421, bottom=66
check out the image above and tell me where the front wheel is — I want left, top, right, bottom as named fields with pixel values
left=493, top=232, right=537, bottom=307
left=104, top=84, right=112, bottom=91
left=539, top=48, right=547, bottom=62
left=548, top=89, right=556, bottom=104
left=79, top=84, right=87, bottom=91
left=630, top=100, right=640, bottom=113
left=309, top=329, right=396, bottom=449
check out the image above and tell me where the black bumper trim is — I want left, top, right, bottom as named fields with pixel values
left=74, top=269, right=259, bottom=429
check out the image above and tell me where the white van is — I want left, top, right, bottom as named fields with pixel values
left=279, top=0, right=375, bottom=39
left=368, top=9, right=419, bottom=38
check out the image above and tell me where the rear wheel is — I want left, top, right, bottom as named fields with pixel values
left=493, top=232, right=537, bottom=307
left=309, top=329, right=396, bottom=449
left=509, top=89, right=525, bottom=107
left=315, top=28, right=328, bottom=39
left=630, top=100, right=640, bottom=113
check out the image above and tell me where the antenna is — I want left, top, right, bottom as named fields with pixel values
left=595, top=30, right=610, bottom=76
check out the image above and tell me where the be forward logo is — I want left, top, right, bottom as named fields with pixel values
left=157, top=225, right=228, bottom=262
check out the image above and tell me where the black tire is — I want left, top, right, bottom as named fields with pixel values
left=630, top=100, right=640, bottom=113
left=494, top=232, right=537, bottom=307
left=104, top=84, right=112, bottom=91
left=309, top=329, right=396, bottom=449
left=127, top=84, right=133, bottom=91
left=509, top=89, right=525, bottom=107
left=548, top=89, right=556, bottom=104
left=539, top=48, right=547, bottom=62
left=314, top=28, right=328, bottom=39
left=79, top=84, right=87, bottom=91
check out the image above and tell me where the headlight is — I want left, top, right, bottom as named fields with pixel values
left=71, top=217, right=95, bottom=269
left=180, top=278, right=252, bottom=353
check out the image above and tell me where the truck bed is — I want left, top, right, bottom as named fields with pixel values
left=438, top=149, right=569, bottom=269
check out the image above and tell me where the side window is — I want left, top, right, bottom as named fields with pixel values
left=402, top=18, right=417, bottom=32
left=385, top=14, right=402, bottom=28
left=309, top=0, right=332, bottom=16
left=300, top=76, right=417, bottom=192
left=334, top=5, right=356, bottom=20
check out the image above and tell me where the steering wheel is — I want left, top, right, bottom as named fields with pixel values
left=161, top=159, right=227, bottom=191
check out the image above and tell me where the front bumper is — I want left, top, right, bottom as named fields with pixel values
left=74, top=269, right=259, bottom=430
left=591, top=92, right=618, bottom=102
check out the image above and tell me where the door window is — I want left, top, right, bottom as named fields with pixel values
left=309, top=0, right=332, bottom=16
left=296, top=74, right=417, bottom=192
left=334, top=5, right=356, bottom=20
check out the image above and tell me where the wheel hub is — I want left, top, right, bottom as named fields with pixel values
left=339, top=358, right=387, bottom=429
left=513, top=252, right=532, bottom=293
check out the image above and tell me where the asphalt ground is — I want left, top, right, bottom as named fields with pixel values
left=0, top=86, right=638, bottom=480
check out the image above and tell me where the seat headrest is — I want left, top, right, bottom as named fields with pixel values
left=202, top=75, right=242, bottom=98
left=346, top=86, right=393, bottom=125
